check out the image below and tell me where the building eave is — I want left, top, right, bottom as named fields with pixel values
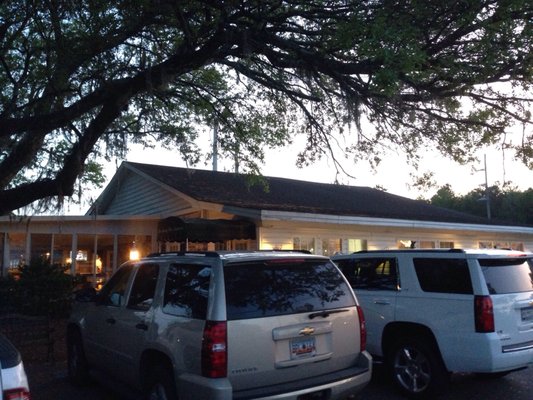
left=261, top=210, right=533, bottom=235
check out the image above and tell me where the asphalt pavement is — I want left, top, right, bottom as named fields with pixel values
left=27, top=360, right=533, bottom=400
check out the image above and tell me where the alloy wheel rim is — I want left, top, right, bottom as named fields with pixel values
left=393, top=345, right=431, bottom=393
left=149, top=383, right=168, bottom=400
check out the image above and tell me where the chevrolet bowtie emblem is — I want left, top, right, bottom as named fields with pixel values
left=299, top=327, right=315, bottom=336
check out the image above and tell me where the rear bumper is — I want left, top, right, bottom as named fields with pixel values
left=442, top=333, right=533, bottom=373
left=177, top=351, right=372, bottom=400
left=251, top=353, right=373, bottom=400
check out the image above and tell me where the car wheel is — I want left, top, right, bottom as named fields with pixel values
left=67, top=329, right=90, bottom=385
left=146, top=365, right=177, bottom=400
left=388, top=336, right=449, bottom=398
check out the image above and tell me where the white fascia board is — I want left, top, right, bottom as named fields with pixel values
left=260, top=210, right=533, bottom=235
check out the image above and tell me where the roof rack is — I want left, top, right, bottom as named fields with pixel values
left=144, top=249, right=313, bottom=258
left=145, top=251, right=220, bottom=258
left=352, top=249, right=466, bottom=254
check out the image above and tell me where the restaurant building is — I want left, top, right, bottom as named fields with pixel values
left=1, top=161, right=532, bottom=282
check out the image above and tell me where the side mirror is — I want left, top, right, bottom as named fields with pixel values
left=73, top=286, right=98, bottom=302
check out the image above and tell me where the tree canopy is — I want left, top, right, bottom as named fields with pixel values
left=429, top=184, right=533, bottom=225
left=1, top=0, right=532, bottom=214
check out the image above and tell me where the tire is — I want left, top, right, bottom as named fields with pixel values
left=67, top=329, right=90, bottom=386
left=145, top=365, right=177, bottom=400
left=387, top=336, right=450, bottom=399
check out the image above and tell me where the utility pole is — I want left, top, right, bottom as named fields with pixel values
left=212, top=120, right=218, bottom=171
left=480, top=154, right=491, bottom=220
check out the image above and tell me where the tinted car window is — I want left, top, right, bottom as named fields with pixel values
left=414, top=258, right=473, bottom=294
left=337, top=257, right=399, bottom=290
left=98, top=264, right=135, bottom=307
left=163, top=263, right=211, bottom=319
left=128, top=263, right=159, bottom=311
left=480, top=257, right=533, bottom=294
left=224, top=259, right=355, bottom=320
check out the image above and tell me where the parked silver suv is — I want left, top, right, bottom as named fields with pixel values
left=333, top=249, right=533, bottom=398
left=68, top=251, right=372, bottom=399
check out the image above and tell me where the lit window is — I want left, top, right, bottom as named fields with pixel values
left=348, top=239, right=367, bottom=252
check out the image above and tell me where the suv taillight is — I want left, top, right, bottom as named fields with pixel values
left=475, top=295, right=495, bottom=333
left=201, top=320, right=227, bottom=378
left=3, top=388, right=31, bottom=400
left=357, top=305, right=367, bottom=351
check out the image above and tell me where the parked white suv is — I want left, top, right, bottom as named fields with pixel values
left=332, top=249, right=533, bottom=398
left=68, top=251, right=372, bottom=399
left=0, top=333, right=30, bottom=400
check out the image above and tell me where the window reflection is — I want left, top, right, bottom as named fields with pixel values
left=224, top=260, right=355, bottom=320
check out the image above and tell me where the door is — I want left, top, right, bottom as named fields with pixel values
left=103, top=262, right=160, bottom=383
left=83, top=264, right=135, bottom=370
left=337, top=257, right=399, bottom=357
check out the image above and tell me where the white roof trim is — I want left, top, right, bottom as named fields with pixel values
left=261, top=210, right=533, bottom=234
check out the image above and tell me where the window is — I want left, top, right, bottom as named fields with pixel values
left=479, top=241, right=524, bottom=251
left=293, top=237, right=315, bottom=253
left=8, top=233, right=26, bottom=268
left=348, top=239, right=367, bottom=252
left=98, top=264, right=135, bottom=307
left=128, top=263, right=159, bottom=311
left=232, top=240, right=249, bottom=250
left=398, top=240, right=416, bottom=249
left=480, top=257, right=533, bottom=294
left=322, top=239, right=341, bottom=256
left=224, top=259, right=355, bottom=320
left=336, top=258, right=399, bottom=291
left=163, top=264, right=211, bottom=319
left=30, top=234, right=52, bottom=262
left=74, top=250, right=88, bottom=261
left=439, top=241, right=454, bottom=249
left=413, top=258, right=473, bottom=294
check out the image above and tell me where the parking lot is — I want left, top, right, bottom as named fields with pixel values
left=17, top=317, right=532, bottom=400
left=27, top=357, right=533, bottom=400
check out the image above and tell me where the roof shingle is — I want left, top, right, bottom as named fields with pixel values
left=127, top=162, right=494, bottom=225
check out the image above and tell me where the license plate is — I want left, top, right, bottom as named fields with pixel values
left=521, top=307, right=533, bottom=322
left=290, top=336, right=316, bottom=359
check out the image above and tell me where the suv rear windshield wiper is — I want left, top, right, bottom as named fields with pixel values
left=308, top=309, right=349, bottom=319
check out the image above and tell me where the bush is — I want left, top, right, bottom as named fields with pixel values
left=14, top=258, right=75, bottom=318
left=0, top=274, right=19, bottom=314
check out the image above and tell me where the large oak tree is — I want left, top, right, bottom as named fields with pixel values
left=1, top=0, right=532, bottom=214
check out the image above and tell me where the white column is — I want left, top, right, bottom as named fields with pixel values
left=112, top=235, right=118, bottom=273
left=1, top=233, right=8, bottom=276
left=71, top=234, right=78, bottom=275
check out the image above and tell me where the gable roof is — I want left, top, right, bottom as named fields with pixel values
left=92, top=161, right=496, bottom=226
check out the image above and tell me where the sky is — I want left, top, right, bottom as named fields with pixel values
left=118, top=129, right=532, bottom=199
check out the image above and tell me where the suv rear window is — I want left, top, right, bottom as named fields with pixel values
left=479, top=257, right=533, bottom=294
left=224, top=259, right=355, bottom=320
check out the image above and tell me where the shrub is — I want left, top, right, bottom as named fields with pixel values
left=0, top=274, right=19, bottom=314
left=16, top=257, right=75, bottom=318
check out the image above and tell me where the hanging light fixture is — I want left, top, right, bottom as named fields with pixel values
left=129, top=241, right=140, bottom=260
